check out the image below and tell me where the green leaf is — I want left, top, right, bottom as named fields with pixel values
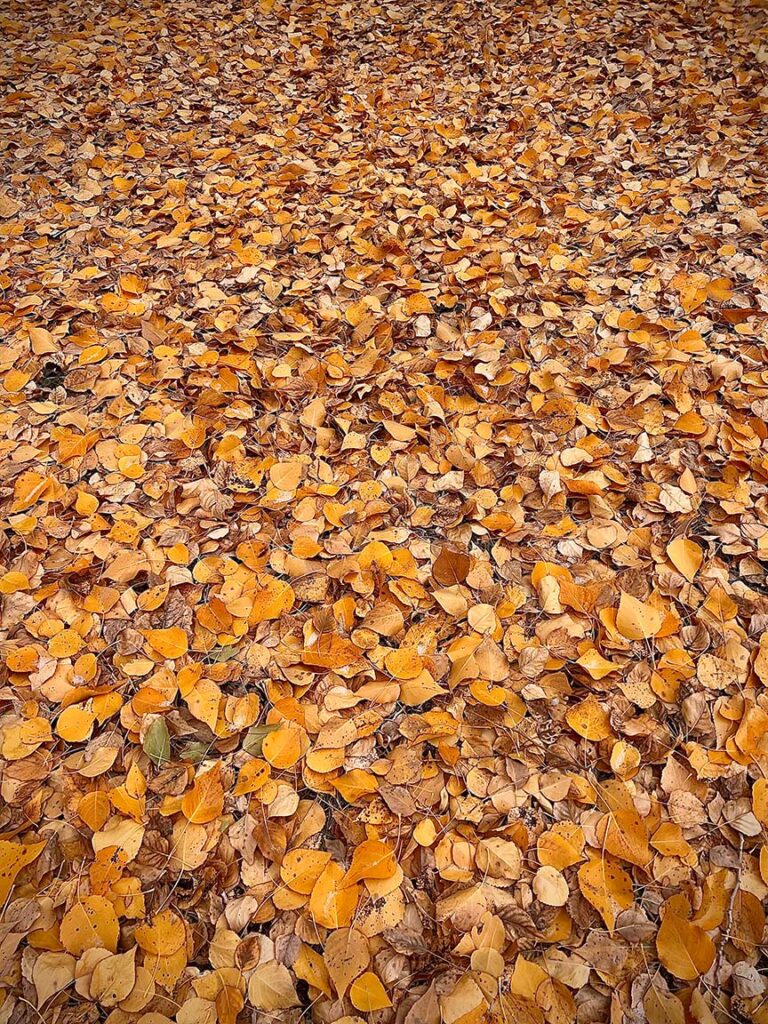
left=207, top=645, right=240, bottom=663
left=178, top=741, right=209, bottom=764
left=243, top=723, right=280, bottom=757
left=143, top=718, right=170, bottom=767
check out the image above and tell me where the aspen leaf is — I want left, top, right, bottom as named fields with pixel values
left=610, top=740, right=641, bottom=779
left=616, top=592, right=665, bottom=640
left=269, top=461, right=302, bottom=491
left=533, top=866, right=569, bottom=906
left=576, top=648, right=619, bottom=680
left=242, top=723, right=279, bottom=757
left=143, top=717, right=171, bottom=767
left=48, top=629, right=84, bottom=658
left=577, top=855, right=633, bottom=932
left=143, top=627, right=189, bottom=659
left=656, top=909, right=715, bottom=980
left=309, top=861, right=360, bottom=928
left=0, top=571, right=30, bottom=594
left=181, top=764, right=225, bottom=824
left=119, top=965, right=156, bottom=1012
left=78, top=791, right=111, bottom=831
left=247, top=962, right=299, bottom=1010
left=537, top=824, right=584, bottom=870
left=280, top=848, right=332, bottom=894
left=145, top=946, right=187, bottom=991
left=250, top=576, right=294, bottom=622
left=185, top=679, right=222, bottom=731
left=176, top=999, right=215, bottom=1024
left=440, top=974, right=487, bottom=1024
left=384, top=647, right=423, bottom=680
left=341, top=839, right=397, bottom=887
left=403, top=292, right=433, bottom=315
left=262, top=722, right=307, bottom=768
left=2, top=717, right=51, bottom=760
left=595, top=810, right=651, bottom=868
left=0, top=840, right=46, bottom=905
left=324, top=927, right=370, bottom=995
left=60, top=897, right=119, bottom=956
left=33, top=951, right=76, bottom=1007
left=651, top=822, right=692, bottom=859
left=92, top=816, right=145, bottom=862
left=216, top=986, right=244, bottom=1024
left=57, top=705, right=96, bottom=743
left=90, top=948, right=137, bottom=1006
left=644, top=988, right=686, bottom=1024
left=433, top=546, right=471, bottom=585
left=350, top=971, right=392, bottom=1012
left=135, top=909, right=186, bottom=955
left=476, top=838, right=522, bottom=881
left=6, top=645, right=39, bottom=673
left=29, top=326, right=58, bottom=353
left=293, top=942, right=333, bottom=998
left=6, top=5, right=768, bottom=1010
left=330, top=768, right=379, bottom=803
left=233, top=756, right=271, bottom=795
left=666, top=536, right=703, bottom=581
left=566, top=695, right=612, bottom=741
left=471, top=947, right=504, bottom=977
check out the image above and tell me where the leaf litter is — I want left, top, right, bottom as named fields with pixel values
left=0, top=0, right=767, bottom=1022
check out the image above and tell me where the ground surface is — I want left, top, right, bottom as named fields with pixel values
left=1, top=0, right=768, bottom=1022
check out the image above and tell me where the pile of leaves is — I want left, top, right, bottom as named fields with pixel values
left=1, top=0, right=768, bottom=1021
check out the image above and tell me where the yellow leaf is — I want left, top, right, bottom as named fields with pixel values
left=143, top=627, right=189, bottom=659
left=92, top=816, right=145, bottom=863
left=577, top=855, right=633, bottom=932
left=250, top=576, right=294, bottom=623
left=330, top=768, right=379, bottom=803
left=566, top=695, right=612, bottom=741
left=0, top=571, right=29, bottom=594
left=185, top=679, right=222, bottom=731
left=262, top=722, right=308, bottom=769
left=616, top=591, right=665, bottom=640
left=33, top=951, right=76, bottom=1008
left=532, top=866, right=569, bottom=907
left=651, top=823, right=692, bottom=859
left=666, top=537, right=703, bottom=582
left=323, top=927, right=370, bottom=996
left=595, top=810, right=651, bottom=868
left=384, top=647, right=423, bottom=680
left=145, top=946, right=187, bottom=991
left=6, top=645, right=39, bottom=672
left=135, top=909, right=186, bottom=955
left=280, top=849, right=332, bottom=894
left=247, top=961, right=299, bottom=1010
left=576, top=647, right=619, bottom=680
left=644, top=987, right=685, bottom=1024
left=48, top=629, right=84, bottom=658
left=60, top=897, right=119, bottom=956
left=309, top=861, right=359, bottom=929
left=656, top=907, right=715, bottom=980
left=404, top=292, right=433, bottom=316
left=57, top=705, right=96, bottom=743
left=233, top=758, right=271, bottom=796
left=0, top=839, right=46, bottom=905
left=269, top=461, right=302, bottom=491
left=181, top=765, right=224, bottom=824
left=293, top=942, right=332, bottom=998
left=342, top=839, right=397, bottom=887
left=350, top=971, right=392, bottom=1012
left=77, top=791, right=111, bottom=832
left=537, top=824, right=584, bottom=870
left=90, top=947, right=137, bottom=1006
